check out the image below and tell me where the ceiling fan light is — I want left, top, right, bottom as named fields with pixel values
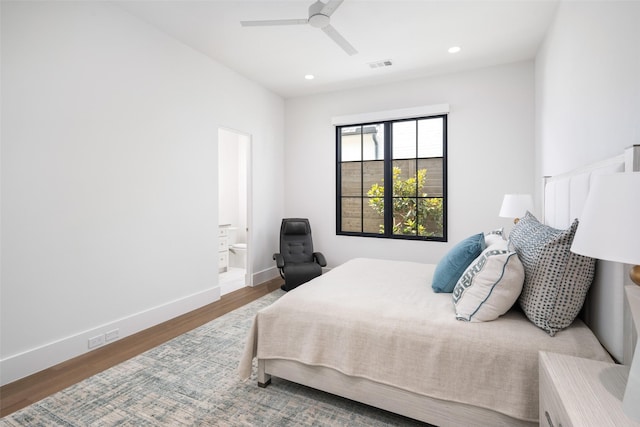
left=308, top=13, right=330, bottom=28
left=448, top=46, right=461, bottom=54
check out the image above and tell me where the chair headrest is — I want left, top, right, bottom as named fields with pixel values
left=283, top=220, right=309, bottom=235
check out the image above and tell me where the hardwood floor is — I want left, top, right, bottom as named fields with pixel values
left=0, top=278, right=283, bottom=418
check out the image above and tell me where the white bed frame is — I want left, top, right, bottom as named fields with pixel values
left=257, top=145, right=640, bottom=427
left=543, top=145, right=640, bottom=365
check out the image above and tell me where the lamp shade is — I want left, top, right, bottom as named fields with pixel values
left=570, top=172, right=640, bottom=265
left=499, top=194, right=534, bottom=219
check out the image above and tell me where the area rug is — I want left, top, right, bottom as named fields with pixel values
left=0, top=290, right=427, bottom=426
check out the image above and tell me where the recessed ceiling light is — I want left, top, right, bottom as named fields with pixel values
left=304, top=74, right=315, bottom=80
left=448, top=46, right=461, bottom=54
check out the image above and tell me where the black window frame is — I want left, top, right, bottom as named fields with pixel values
left=335, top=114, right=448, bottom=242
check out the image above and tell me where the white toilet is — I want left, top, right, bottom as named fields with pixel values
left=228, top=227, right=247, bottom=269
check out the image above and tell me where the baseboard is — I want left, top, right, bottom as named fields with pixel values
left=220, top=279, right=246, bottom=295
left=249, top=266, right=330, bottom=287
left=251, top=266, right=280, bottom=287
left=0, top=286, right=221, bottom=386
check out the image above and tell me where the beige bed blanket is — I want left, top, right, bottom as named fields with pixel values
left=239, top=258, right=611, bottom=422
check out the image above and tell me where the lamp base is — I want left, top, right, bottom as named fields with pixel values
left=631, top=265, right=640, bottom=287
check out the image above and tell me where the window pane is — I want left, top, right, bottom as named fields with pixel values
left=417, top=158, right=443, bottom=197
left=341, top=197, right=362, bottom=232
left=392, top=120, right=416, bottom=159
left=392, top=197, right=418, bottom=236
left=341, top=126, right=362, bottom=161
left=392, top=159, right=417, bottom=198
left=418, top=117, right=443, bottom=158
left=417, top=197, right=444, bottom=238
left=362, top=160, right=384, bottom=196
left=392, top=196, right=444, bottom=237
left=362, top=124, right=384, bottom=161
left=364, top=198, right=384, bottom=234
left=362, top=160, right=384, bottom=234
left=341, top=162, right=362, bottom=196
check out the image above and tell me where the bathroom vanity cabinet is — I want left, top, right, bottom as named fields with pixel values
left=218, top=226, right=229, bottom=273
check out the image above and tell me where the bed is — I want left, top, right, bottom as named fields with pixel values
left=239, top=146, right=640, bottom=426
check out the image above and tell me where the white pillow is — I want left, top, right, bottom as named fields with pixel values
left=452, top=240, right=524, bottom=322
left=484, top=227, right=505, bottom=247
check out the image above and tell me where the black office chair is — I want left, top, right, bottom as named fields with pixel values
left=273, top=218, right=327, bottom=291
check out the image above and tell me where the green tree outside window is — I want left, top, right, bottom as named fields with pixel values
left=367, top=167, right=443, bottom=236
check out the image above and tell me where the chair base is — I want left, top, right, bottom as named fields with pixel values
left=280, top=263, right=322, bottom=292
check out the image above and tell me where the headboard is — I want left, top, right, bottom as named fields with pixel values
left=543, top=145, right=639, bottom=364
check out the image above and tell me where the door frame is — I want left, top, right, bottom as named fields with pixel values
left=218, top=127, right=253, bottom=286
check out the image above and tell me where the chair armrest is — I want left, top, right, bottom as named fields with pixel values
left=273, top=253, right=285, bottom=268
left=313, top=252, right=327, bottom=267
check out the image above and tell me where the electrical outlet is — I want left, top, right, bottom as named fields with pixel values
left=105, top=329, right=119, bottom=342
left=88, top=334, right=105, bottom=349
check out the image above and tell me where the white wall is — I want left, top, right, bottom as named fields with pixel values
left=0, top=1, right=284, bottom=384
left=284, top=61, right=535, bottom=267
left=218, top=129, right=241, bottom=227
left=535, top=1, right=640, bottom=180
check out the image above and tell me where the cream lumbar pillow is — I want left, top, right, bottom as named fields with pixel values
left=452, top=240, right=524, bottom=322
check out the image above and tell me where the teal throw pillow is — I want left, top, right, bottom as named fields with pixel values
left=432, top=233, right=486, bottom=293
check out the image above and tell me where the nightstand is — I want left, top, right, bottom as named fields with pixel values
left=539, top=351, right=640, bottom=427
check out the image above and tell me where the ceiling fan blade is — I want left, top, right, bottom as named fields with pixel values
left=241, top=19, right=308, bottom=27
left=322, top=24, right=357, bottom=56
left=320, top=0, right=344, bottom=17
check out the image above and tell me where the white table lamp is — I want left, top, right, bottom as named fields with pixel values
left=499, top=194, right=534, bottom=223
left=570, top=172, right=640, bottom=286
left=569, top=172, right=640, bottom=421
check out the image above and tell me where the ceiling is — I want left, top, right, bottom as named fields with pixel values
left=116, top=0, right=559, bottom=99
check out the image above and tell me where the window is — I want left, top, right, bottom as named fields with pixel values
left=336, top=115, right=447, bottom=241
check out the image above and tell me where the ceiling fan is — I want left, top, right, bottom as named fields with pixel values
left=240, top=0, right=357, bottom=56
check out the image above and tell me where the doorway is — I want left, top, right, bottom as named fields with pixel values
left=218, top=128, right=252, bottom=294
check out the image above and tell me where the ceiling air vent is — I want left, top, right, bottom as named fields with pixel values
left=368, top=59, right=393, bottom=69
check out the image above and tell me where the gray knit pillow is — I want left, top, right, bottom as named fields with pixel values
left=509, top=212, right=595, bottom=336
